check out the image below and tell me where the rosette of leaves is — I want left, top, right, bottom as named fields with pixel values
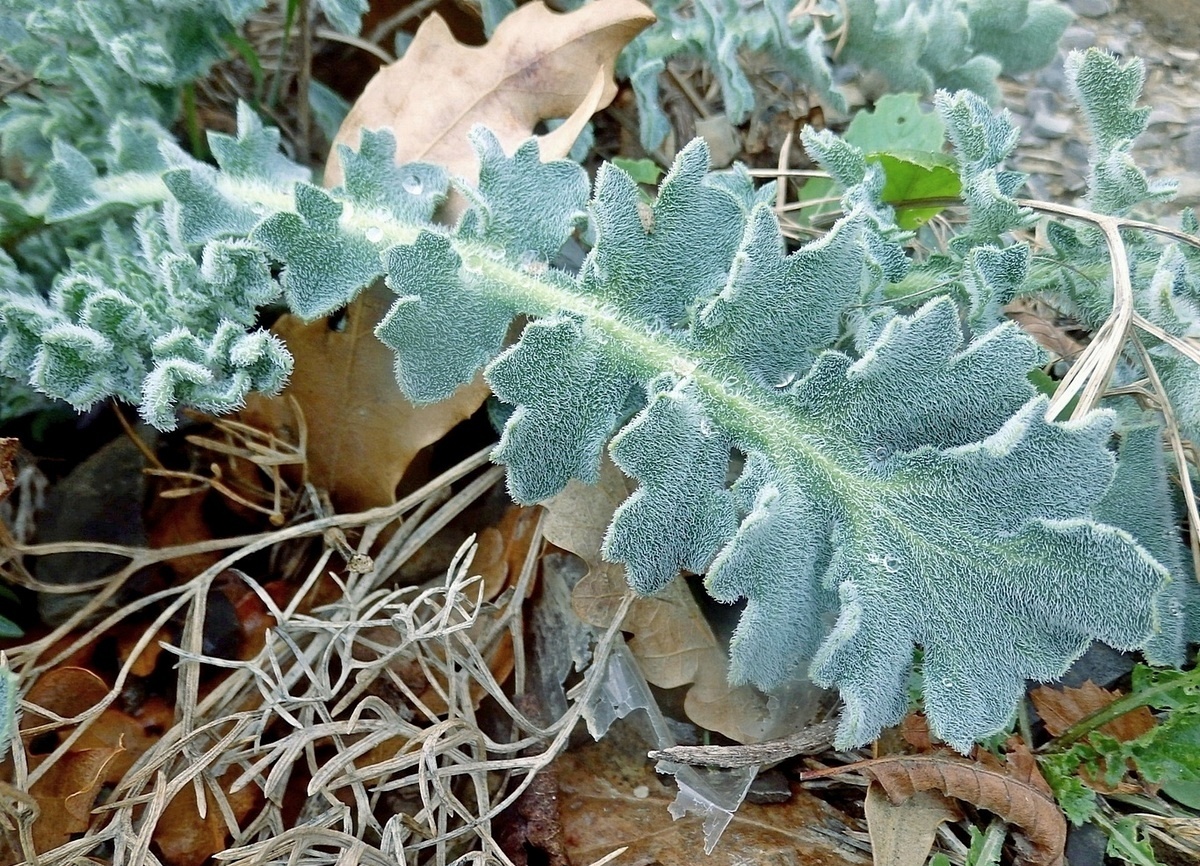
left=616, top=0, right=1072, bottom=152
left=1, top=55, right=1184, bottom=755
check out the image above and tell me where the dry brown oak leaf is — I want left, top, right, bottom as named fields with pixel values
left=241, top=0, right=653, bottom=512
left=1030, top=680, right=1156, bottom=741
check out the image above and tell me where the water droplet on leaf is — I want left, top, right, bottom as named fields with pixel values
left=403, top=174, right=424, bottom=195
left=365, top=226, right=383, bottom=243
left=519, top=249, right=547, bottom=275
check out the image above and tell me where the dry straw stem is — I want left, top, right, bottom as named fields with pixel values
left=1, top=438, right=636, bottom=866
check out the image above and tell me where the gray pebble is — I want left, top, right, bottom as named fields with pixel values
left=1060, top=24, right=1098, bottom=50
left=1182, top=127, right=1200, bottom=172
left=1063, top=139, right=1090, bottom=165
left=1031, top=110, right=1074, bottom=139
left=1067, top=0, right=1111, bottom=18
left=746, top=769, right=792, bottom=805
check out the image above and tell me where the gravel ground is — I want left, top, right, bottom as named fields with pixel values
left=1002, top=0, right=1200, bottom=211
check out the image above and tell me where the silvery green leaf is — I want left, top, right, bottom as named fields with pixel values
left=457, top=128, right=589, bottom=261
left=333, top=128, right=447, bottom=223
left=209, top=103, right=311, bottom=185
left=253, top=183, right=380, bottom=319
left=1067, top=49, right=1177, bottom=215
left=316, top=0, right=368, bottom=36
left=584, top=139, right=748, bottom=330
left=162, top=165, right=260, bottom=246
left=604, top=377, right=738, bottom=593
left=376, top=232, right=515, bottom=402
left=488, top=314, right=637, bottom=502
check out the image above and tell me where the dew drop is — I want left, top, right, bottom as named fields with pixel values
left=874, top=445, right=889, bottom=461
left=250, top=202, right=266, bottom=215
left=519, top=249, right=548, bottom=275
left=699, top=417, right=714, bottom=437
left=882, top=554, right=900, bottom=573
left=462, top=253, right=485, bottom=273
left=402, top=174, right=424, bottom=195
left=774, top=372, right=797, bottom=389
left=365, top=226, right=383, bottom=243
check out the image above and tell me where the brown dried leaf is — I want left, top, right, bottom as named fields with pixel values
left=864, top=784, right=961, bottom=866
left=22, top=667, right=109, bottom=729
left=0, top=438, right=16, bottom=505
left=845, top=743, right=1066, bottom=866
left=1005, top=297, right=1086, bottom=361
left=325, top=0, right=655, bottom=184
left=152, top=769, right=261, bottom=866
left=1030, top=680, right=1156, bottom=741
left=556, top=722, right=868, bottom=866
left=29, top=746, right=123, bottom=851
left=546, top=461, right=784, bottom=744
left=240, top=290, right=489, bottom=512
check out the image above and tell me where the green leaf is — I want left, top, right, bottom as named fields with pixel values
left=868, top=151, right=962, bottom=229
left=1129, top=708, right=1200, bottom=784
left=845, top=93, right=947, bottom=155
left=1103, top=815, right=1161, bottom=866
left=610, top=157, right=663, bottom=187
left=1040, top=751, right=1099, bottom=825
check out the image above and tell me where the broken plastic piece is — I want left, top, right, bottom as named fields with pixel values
left=581, top=636, right=758, bottom=852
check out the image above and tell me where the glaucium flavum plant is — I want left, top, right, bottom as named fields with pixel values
left=1, top=47, right=1196, bottom=752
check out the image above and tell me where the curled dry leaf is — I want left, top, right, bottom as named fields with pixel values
left=545, top=460, right=800, bottom=744
left=29, top=747, right=122, bottom=851
left=1005, top=297, right=1087, bottom=361
left=1030, top=680, right=1156, bottom=741
left=21, top=667, right=169, bottom=851
left=810, top=743, right=1066, bottom=866
left=243, top=1, right=652, bottom=511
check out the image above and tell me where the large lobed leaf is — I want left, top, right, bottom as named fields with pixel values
left=0, top=48, right=1184, bottom=751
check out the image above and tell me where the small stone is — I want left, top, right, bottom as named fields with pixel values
left=1063, top=139, right=1090, bottom=166
left=1025, top=87, right=1060, bottom=116
left=1067, top=0, right=1110, bottom=18
left=1037, top=63, right=1068, bottom=91
left=1174, top=175, right=1200, bottom=206
left=1031, top=111, right=1074, bottom=139
left=1060, top=25, right=1097, bottom=50
left=695, top=115, right=741, bottom=169
left=1169, top=46, right=1200, bottom=64
left=1149, top=104, right=1187, bottom=126
left=1182, top=127, right=1200, bottom=172
left=746, top=769, right=792, bottom=805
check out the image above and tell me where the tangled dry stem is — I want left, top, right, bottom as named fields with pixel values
left=0, top=439, right=633, bottom=866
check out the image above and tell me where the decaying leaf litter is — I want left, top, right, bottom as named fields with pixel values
left=2, top=2, right=1199, bottom=866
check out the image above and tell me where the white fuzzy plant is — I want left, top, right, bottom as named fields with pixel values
left=1, top=47, right=1198, bottom=752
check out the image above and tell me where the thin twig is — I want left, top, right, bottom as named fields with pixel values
left=648, top=718, right=839, bottom=768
